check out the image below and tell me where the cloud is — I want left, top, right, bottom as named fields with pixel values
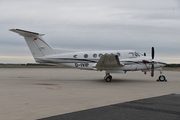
left=0, top=0, right=180, bottom=63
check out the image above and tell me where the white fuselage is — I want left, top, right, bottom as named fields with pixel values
left=35, top=50, right=165, bottom=73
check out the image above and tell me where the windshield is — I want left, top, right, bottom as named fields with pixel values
left=129, top=52, right=141, bottom=58
left=135, top=52, right=141, bottom=57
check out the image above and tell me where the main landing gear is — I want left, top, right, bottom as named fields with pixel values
left=157, top=70, right=167, bottom=82
left=104, top=73, right=112, bottom=82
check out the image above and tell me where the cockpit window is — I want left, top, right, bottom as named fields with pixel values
left=135, top=52, right=140, bottom=57
left=129, top=52, right=135, bottom=58
left=129, top=52, right=141, bottom=58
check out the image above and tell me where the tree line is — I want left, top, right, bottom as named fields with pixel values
left=165, top=64, right=180, bottom=67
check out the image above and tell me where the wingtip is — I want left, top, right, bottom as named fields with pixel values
left=9, top=28, right=15, bottom=31
left=9, top=29, right=18, bottom=32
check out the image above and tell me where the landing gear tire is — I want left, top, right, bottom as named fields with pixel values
left=157, top=75, right=167, bottom=82
left=105, top=75, right=112, bottom=82
left=104, top=73, right=112, bottom=82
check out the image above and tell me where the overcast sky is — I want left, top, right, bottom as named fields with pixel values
left=0, top=0, right=180, bottom=63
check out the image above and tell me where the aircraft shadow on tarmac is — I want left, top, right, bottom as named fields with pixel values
left=43, top=78, right=153, bottom=83
left=37, top=77, right=155, bottom=85
left=94, top=78, right=154, bottom=83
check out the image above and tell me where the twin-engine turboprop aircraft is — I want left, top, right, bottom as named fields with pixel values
left=10, top=29, right=167, bottom=82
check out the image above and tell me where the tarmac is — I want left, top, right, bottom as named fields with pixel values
left=39, top=94, right=180, bottom=120
left=0, top=68, right=180, bottom=120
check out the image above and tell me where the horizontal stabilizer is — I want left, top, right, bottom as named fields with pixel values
left=10, top=29, right=44, bottom=37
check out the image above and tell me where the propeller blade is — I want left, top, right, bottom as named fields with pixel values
left=152, top=47, right=154, bottom=59
left=151, top=64, right=154, bottom=77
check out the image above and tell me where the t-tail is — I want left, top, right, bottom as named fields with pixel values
left=10, top=29, right=54, bottom=62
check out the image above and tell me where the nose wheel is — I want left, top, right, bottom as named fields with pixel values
left=104, top=73, right=112, bottom=82
left=157, top=75, right=167, bottom=82
left=157, top=70, right=167, bottom=82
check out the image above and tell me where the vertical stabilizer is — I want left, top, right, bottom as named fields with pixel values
left=10, top=29, right=54, bottom=59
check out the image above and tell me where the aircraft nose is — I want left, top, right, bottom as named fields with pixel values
left=157, top=60, right=166, bottom=67
left=153, top=59, right=166, bottom=67
left=160, top=61, right=166, bottom=67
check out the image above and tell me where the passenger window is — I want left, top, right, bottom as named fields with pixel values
left=73, top=55, right=77, bottom=58
left=117, top=52, right=120, bottom=56
left=93, top=54, right=97, bottom=58
left=99, top=53, right=103, bottom=57
left=84, top=54, right=88, bottom=58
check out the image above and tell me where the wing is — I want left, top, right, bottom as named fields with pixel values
left=95, top=54, right=124, bottom=70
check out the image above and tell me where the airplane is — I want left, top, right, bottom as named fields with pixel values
left=10, top=29, right=167, bottom=82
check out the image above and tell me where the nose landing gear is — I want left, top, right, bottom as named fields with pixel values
left=157, top=75, right=167, bottom=82
left=157, top=70, right=167, bottom=82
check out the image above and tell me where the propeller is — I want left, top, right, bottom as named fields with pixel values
left=151, top=47, right=155, bottom=77
left=142, top=47, right=155, bottom=77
